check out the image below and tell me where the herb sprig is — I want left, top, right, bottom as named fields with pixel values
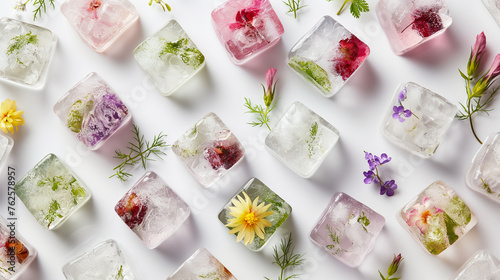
left=15, top=0, right=55, bottom=20
left=283, top=0, right=306, bottom=19
left=44, top=200, right=62, bottom=228
left=264, top=233, right=305, bottom=280
left=328, top=0, right=369, bottom=19
left=110, top=125, right=168, bottom=182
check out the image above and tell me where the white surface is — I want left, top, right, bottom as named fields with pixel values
left=0, top=0, right=499, bottom=279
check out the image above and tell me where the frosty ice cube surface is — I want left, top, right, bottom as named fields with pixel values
left=397, top=181, right=477, bottom=255
left=172, top=113, right=245, bottom=187
left=465, top=132, right=500, bottom=203
left=167, top=248, right=237, bottom=280
left=218, top=178, right=291, bottom=251
left=61, top=0, right=139, bottom=52
left=483, top=0, right=500, bottom=27
left=288, top=16, right=370, bottom=97
left=0, top=216, right=37, bottom=280
left=376, top=0, right=452, bottom=55
left=62, top=239, right=135, bottom=280
left=0, top=135, right=13, bottom=172
left=53, top=72, right=131, bottom=150
left=453, top=250, right=500, bottom=280
left=381, top=82, right=457, bottom=158
left=114, top=172, right=190, bottom=249
left=133, top=20, right=205, bottom=96
left=15, top=154, right=91, bottom=230
left=310, top=192, right=385, bottom=267
left=0, top=17, right=56, bottom=88
left=265, top=102, right=339, bottom=178
left=211, top=0, right=284, bottom=65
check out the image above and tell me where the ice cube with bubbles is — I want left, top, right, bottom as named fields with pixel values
left=15, top=154, right=91, bottom=230
left=53, top=72, right=131, bottom=150
left=0, top=17, right=57, bottom=88
left=61, top=0, right=139, bottom=52
left=62, top=239, right=135, bottom=280
left=114, top=172, right=190, bottom=249
left=172, top=112, right=245, bottom=187
left=376, top=0, right=452, bottom=55
left=288, top=16, right=370, bottom=97
left=0, top=135, right=13, bottom=172
left=397, top=181, right=477, bottom=255
left=310, top=192, right=385, bottom=267
left=381, top=82, right=457, bottom=157
left=133, top=20, right=205, bottom=96
left=453, top=250, right=500, bottom=280
left=218, top=178, right=291, bottom=251
left=483, top=0, right=500, bottom=27
left=465, top=132, right=500, bottom=203
left=265, top=101, right=340, bottom=178
left=211, top=0, right=284, bottom=65
left=167, top=248, right=237, bottom=280
left=0, top=216, right=37, bottom=280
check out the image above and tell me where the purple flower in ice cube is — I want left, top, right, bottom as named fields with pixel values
left=380, top=180, right=397, bottom=196
left=392, top=106, right=412, bottom=122
left=398, top=88, right=407, bottom=101
left=363, top=170, right=379, bottom=184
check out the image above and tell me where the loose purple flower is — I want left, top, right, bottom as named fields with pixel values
left=398, top=88, right=407, bottom=101
left=363, top=170, right=379, bottom=184
left=365, top=152, right=379, bottom=170
left=380, top=180, right=397, bottom=196
left=378, top=153, right=391, bottom=165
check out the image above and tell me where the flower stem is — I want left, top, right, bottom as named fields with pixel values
left=264, top=107, right=271, bottom=131
left=337, top=0, right=349, bottom=15
left=293, top=0, right=297, bottom=19
left=467, top=98, right=483, bottom=144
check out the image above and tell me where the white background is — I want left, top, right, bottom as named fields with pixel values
left=0, top=0, right=499, bottom=279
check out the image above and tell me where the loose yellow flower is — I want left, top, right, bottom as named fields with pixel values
left=226, top=191, right=274, bottom=245
left=0, top=99, right=25, bottom=134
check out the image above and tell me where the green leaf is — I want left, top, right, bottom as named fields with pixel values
left=283, top=0, right=306, bottom=19
left=265, top=233, right=305, bottom=280
left=379, top=271, right=387, bottom=280
left=350, top=0, right=369, bottom=18
left=459, top=69, right=469, bottom=80
left=44, top=200, right=62, bottom=228
left=289, top=56, right=332, bottom=93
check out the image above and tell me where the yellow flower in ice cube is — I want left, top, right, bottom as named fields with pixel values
left=0, top=99, right=25, bottom=134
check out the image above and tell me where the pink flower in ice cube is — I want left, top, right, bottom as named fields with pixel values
left=87, top=0, right=102, bottom=19
left=229, top=0, right=263, bottom=31
left=406, top=197, right=442, bottom=234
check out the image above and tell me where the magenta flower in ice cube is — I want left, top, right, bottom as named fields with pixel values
left=406, top=197, right=443, bottom=234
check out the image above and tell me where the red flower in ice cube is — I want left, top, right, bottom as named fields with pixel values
left=205, top=141, right=243, bottom=170
left=406, top=197, right=443, bottom=234
left=87, top=0, right=102, bottom=20
left=4, top=239, right=29, bottom=264
left=402, top=7, right=444, bottom=38
left=332, top=35, right=369, bottom=81
left=115, top=192, right=148, bottom=229
left=229, top=0, right=263, bottom=31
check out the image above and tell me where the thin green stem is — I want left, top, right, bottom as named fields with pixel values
left=467, top=98, right=483, bottom=144
left=337, top=0, right=349, bottom=15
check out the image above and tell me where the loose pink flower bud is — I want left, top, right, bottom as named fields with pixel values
left=264, top=68, right=277, bottom=107
left=485, top=54, right=500, bottom=81
left=467, top=32, right=486, bottom=76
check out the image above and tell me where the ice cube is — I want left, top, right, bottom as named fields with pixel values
left=172, top=112, right=245, bottom=187
left=310, top=192, right=385, bottom=267
left=0, top=135, right=13, bottom=172
left=218, top=178, right=291, bottom=251
left=376, top=0, right=452, bottom=54
left=133, top=20, right=205, bottom=96
left=0, top=216, right=37, bottom=280
left=53, top=72, right=131, bottom=150
left=381, top=82, right=457, bottom=157
left=0, top=17, right=57, bottom=88
left=483, top=0, right=500, bottom=27
left=211, top=0, right=284, bottom=65
left=62, top=240, right=135, bottom=280
left=265, top=101, right=339, bottom=178
left=465, top=132, right=500, bottom=203
left=15, top=154, right=92, bottom=230
left=114, top=172, right=190, bottom=249
left=288, top=16, right=370, bottom=97
left=167, top=248, right=237, bottom=280
left=61, top=0, right=139, bottom=52
left=453, top=250, right=500, bottom=280
left=397, top=181, right=477, bottom=255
